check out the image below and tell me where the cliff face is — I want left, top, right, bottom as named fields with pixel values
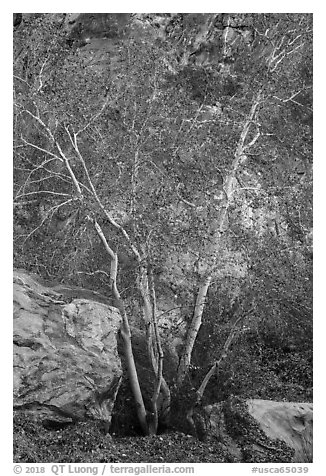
left=13, top=269, right=122, bottom=427
left=14, top=13, right=255, bottom=69
left=66, top=13, right=256, bottom=74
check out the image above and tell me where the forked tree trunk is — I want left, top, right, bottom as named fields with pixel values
left=140, top=265, right=171, bottom=434
left=119, top=309, right=149, bottom=434
left=150, top=268, right=171, bottom=432
left=55, top=136, right=152, bottom=435
left=93, top=221, right=150, bottom=434
left=63, top=129, right=169, bottom=435
left=26, top=115, right=153, bottom=434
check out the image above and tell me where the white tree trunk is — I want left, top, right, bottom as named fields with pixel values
left=177, top=90, right=263, bottom=387
left=177, top=275, right=212, bottom=385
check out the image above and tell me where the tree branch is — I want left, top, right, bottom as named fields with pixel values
left=20, top=198, right=73, bottom=242
left=75, top=94, right=111, bottom=137
left=20, top=136, right=62, bottom=161
left=196, top=313, right=244, bottom=402
left=15, top=190, right=72, bottom=199
left=36, top=57, right=48, bottom=93
left=69, top=129, right=142, bottom=261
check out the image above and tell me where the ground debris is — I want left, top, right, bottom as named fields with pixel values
left=14, top=414, right=232, bottom=463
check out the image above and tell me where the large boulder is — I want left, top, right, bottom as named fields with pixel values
left=13, top=270, right=122, bottom=429
left=203, top=397, right=313, bottom=463
left=246, top=399, right=313, bottom=463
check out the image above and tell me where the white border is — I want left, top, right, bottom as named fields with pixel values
left=4, top=4, right=323, bottom=474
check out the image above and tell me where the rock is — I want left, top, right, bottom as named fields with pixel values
left=247, top=399, right=313, bottom=463
left=13, top=270, right=122, bottom=428
left=204, top=398, right=313, bottom=463
left=13, top=13, right=23, bottom=28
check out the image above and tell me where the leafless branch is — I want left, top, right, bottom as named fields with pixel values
left=273, top=92, right=312, bottom=112
left=13, top=75, right=32, bottom=88
left=54, top=138, right=83, bottom=196
left=269, top=41, right=304, bottom=72
left=20, top=137, right=63, bottom=161
left=231, top=186, right=262, bottom=198
left=174, top=84, right=208, bottom=155
left=18, top=173, right=66, bottom=190
left=196, top=313, right=244, bottom=402
left=21, top=107, right=56, bottom=143
left=91, top=219, right=122, bottom=305
left=13, top=199, right=39, bottom=207
left=21, top=198, right=73, bottom=242
left=75, top=95, right=110, bottom=137
left=92, top=218, right=116, bottom=261
left=15, top=190, right=72, bottom=199
left=36, top=58, right=48, bottom=93
left=14, top=156, right=60, bottom=199
left=75, top=269, right=111, bottom=280
left=244, top=130, right=261, bottom=150
left=14, top=152, right=75, bottom=191
left=176, top=184, right=196, bottom=208
left=70, top=131, right=142, bottom=261
left=288, top=34, right=303, bottom=46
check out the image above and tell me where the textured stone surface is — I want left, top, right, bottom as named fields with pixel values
left=247, top=399, right=313, bottom=463
left=205, top=399, right=313, bottom=462
left=13, top=269, right=122, bottom=426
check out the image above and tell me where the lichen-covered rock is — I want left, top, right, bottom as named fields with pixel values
left=247, top=399, right=313, bottom=463
left=13, top=270, right=122, bottom=428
